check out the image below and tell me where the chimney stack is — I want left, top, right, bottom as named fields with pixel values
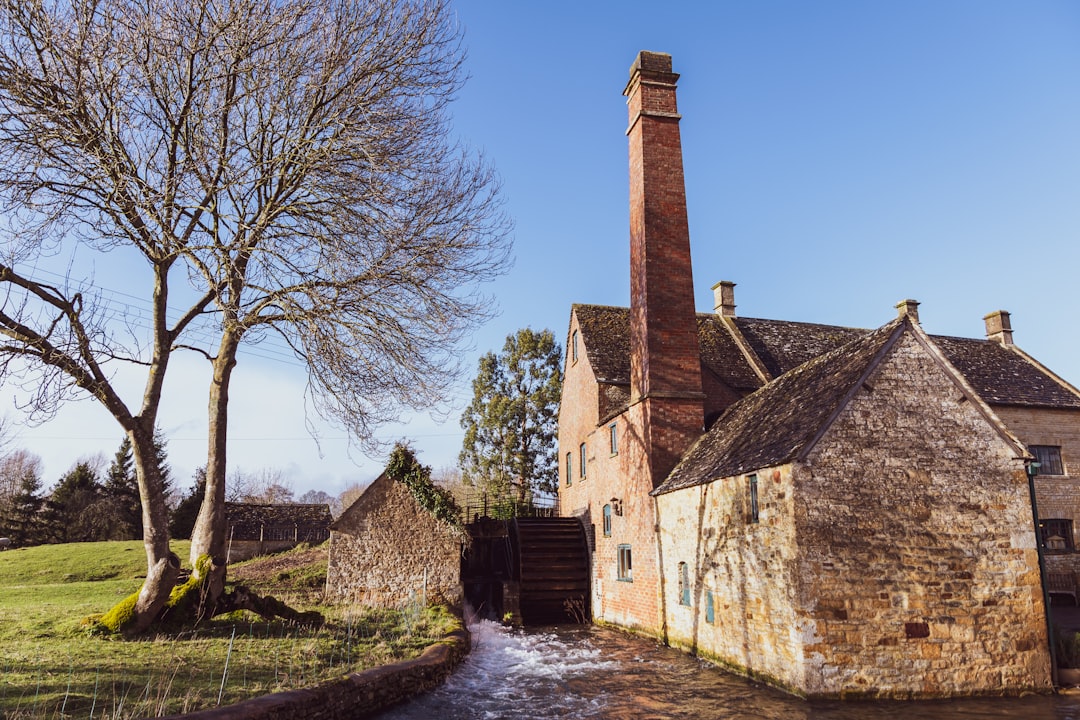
left=713, top=281, right=736, bottom=317
left=625, top=51, right=704, bottom=487
left=895, top=299, right=920, bottom=323
left=984, top=310, right=1013, bottom=345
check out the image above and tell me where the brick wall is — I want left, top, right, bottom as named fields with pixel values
left=326, top=474, right=463, bottom=608
left=558, top=312, right=665, bottom=634
left=655, top=332, right=1052, bottom=698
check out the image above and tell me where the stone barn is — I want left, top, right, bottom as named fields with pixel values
left=326, top=472, right=464, bottom=608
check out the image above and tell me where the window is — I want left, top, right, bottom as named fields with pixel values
left=571, top=330, right=579, bottom=363
left=609, top=423, right=618, bottom=455
left=678, top=562, right=691, bottom=605
left=565, top=452, right=572, bottom=487
left=705, top=589, right=715, bottom=624
left=748, top=474, right=759, bottom=524
left=617, top=544, right=633, bottom=581
left=1041, top=519, right=1075, bottom=552
left=1032, top=445, right=1065, bottom=476
left=603, top=504, right=612, bottom=537
left=580, top=443, right=587, bottom=479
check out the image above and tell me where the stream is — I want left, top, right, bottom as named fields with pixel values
left=377, top=620, right=1080, bottom=719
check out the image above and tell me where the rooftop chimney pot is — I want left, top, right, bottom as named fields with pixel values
left=712, top=281, right=736, bottom=317
left=984, top=310, right=1013, bottom=345
left=895, top=299, right=920, bottom=323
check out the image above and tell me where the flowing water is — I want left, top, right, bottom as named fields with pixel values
left=377, top=620, right=1080, bottom=720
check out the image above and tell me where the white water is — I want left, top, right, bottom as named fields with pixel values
left=378, top=621, right=1080, bottom=719
left=381, top=620, right=619, bottom=719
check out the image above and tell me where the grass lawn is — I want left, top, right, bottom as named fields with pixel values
left=0, top=541, right=457, bottom=718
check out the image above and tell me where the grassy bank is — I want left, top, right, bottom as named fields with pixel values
left=0, top=541, right=457, bottom=718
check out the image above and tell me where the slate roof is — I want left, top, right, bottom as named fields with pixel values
left=933, top=335, right=1080, bottom=409
left=572, top=303, right=1080, bottom=411
left=653, top=320, right=904, bottom=495
left=572, top=304, right=631, bottom=385
left=731, top=317, right=869, bottom=378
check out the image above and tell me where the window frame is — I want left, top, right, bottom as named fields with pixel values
left=1041, top=518, right=1075, bottom=552
left=579, top=442, right=587, bottom=479
left=602, top=504, right=612, bottom=537
left=678, top=561, right=691, bottom=606
left=1032, top=445, right=1065, bottom=476
left=748, top=474, right=759, bottom=524
left=617, top=544, right=633, bottom=582
left=565, top=452, right=572, bottom=487
left=571, top=329, right=579, bottom=363
left=609, top=422, right=618, bottom=455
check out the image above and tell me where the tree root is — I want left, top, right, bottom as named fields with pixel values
left=216, top=585, right=324, bottom=626
left=92, top=554, right=323, bottom=634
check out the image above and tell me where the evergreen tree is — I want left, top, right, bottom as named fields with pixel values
left=2, top=465, right=43, bottom=546
left=44, top=462, right=103, bottom=543
left=105, top=437, right=140, bottom=539
left=459, top=328, right=562, bottom=502
left=170, top=468, right=206, bottom=540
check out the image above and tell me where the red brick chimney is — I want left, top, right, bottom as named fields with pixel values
left=625, top=51, right=704, bottom=487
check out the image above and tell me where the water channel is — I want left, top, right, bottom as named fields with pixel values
left=377, top=620, right=1080, bottom=720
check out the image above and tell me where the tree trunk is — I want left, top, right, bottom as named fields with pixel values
left=129, top=423, right=180, bottom=632
left=189, top=332, right=240, bottom=604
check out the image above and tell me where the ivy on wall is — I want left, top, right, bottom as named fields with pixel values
left=386, top=443, right=463, bottom=531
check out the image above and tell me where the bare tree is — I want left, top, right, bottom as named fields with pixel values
left=0, top=0, right=509, bottom=631
left=0, top=447, right=39, bottom=505
left=227, top=467, right=294, bottom=504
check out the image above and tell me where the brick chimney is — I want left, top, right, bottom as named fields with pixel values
left=625, top=51, right=704, bottom=487
left=984, top=310, right=1013, bottom=345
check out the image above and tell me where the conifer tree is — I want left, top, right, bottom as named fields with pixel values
left=170, top=468, right=206, bottom=540
left=44, top=462, right=103, bottom=543
left=2, top=465, right=43, bottom=546
left=459, top=328, right=562, bottom=502
left=105, top=437, right=140, bottom=539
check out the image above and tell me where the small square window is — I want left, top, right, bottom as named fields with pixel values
left=609, top=423, right=618, bottom=455
left=748, top=474, right=759, bottom=524
left=1041, top=518, right=1074, bottom=552
left=603, top=504, right=612, bottom=537
left=565, top=452, right=572, bottom=487
left=617, top=544, right=632, bottom=581
left=1032, top=446, right=1065, bottom=476
left=580, top=443, right=587, bottom=479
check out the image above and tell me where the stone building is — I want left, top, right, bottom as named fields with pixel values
left=326, top=472, right=464, bottom=608
left=558, top=50, right=1080, bottom=697
left=224, top=502, right=332, bottom=562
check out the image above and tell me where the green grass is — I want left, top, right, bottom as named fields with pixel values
left=0, top=540, right=458, bottom=718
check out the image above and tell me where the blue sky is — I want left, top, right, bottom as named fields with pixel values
left=9, top=1, right=1080, bottom=496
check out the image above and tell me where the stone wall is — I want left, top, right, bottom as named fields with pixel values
left=796, top=332, right=1050, bottom=697
left=655, top=463, right=803, bottom=690
left=326, top=473, right=463, bottom=608
left=157, top=627, right=469, bottom=720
